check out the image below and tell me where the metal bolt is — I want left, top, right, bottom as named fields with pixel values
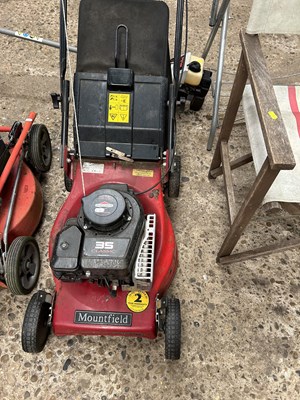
left=61, top=242, right=69, bottom=249
left=85, top=270, right=91, bottom=278
left=83, top=225, right=88, bottom=230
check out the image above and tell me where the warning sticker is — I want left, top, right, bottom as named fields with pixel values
left=132, top=169, right=154, bottom=178
left=82, top=162, right=104, bottom=174
left=126, top=291, right=149, bottom=313
left=108, top=93, right=130, bottom=124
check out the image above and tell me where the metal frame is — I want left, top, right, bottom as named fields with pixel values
left=0, top=27, right=77, bottom=53
left=202, top=0, right=231, bottom=151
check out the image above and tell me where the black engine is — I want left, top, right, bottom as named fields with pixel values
left=51, top=184, right=145, bottom=284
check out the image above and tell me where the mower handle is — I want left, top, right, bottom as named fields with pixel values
left=0, top=127, right=12, bottom=132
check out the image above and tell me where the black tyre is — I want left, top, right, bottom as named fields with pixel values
left=165, top=297, right=181, bottom=360
left=190, top=95, right=205, bottom=111
left=168, top=155, right=181, bottom=198
left=22, top=291, right=52, bottom=353
left=28, top=124, right=52, bottom=173
left=5, top=236, right=40, bottom=295
left=64, top=171, right=73, bottom=192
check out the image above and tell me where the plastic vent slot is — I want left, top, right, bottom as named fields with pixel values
left=133, top=214, right=156, bottom=290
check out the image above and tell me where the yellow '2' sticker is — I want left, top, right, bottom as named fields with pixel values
left=126, top=291, right=149, bottom=313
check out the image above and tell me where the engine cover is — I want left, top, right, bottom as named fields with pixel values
left=51, top=184, right=145, bottom=283
left=81, top=188, right=127, bottom=231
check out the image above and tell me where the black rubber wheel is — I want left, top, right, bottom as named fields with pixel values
left=164, top=297, right=181, bottom=360
left=64, top=171, right=73, bottom=192
left=22, top=291, right=52, bottom=353
left=28, top=124, right=52, bottom=173
left=190, top=96, right=205, bottom=111
left=168, top=155, right=181, bottom=198
left=5, top=236, right=40, bottom=295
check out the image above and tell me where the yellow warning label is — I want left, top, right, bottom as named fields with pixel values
left=126, top=291, right=149, bottom=313
left=132, top=169, right=154, bottom=177
left=108, top=93, right=130, bottom=123
left=268, top=110, right=278, bottom=120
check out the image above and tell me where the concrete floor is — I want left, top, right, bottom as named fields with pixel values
left=1, top=0, right=300, bottom=399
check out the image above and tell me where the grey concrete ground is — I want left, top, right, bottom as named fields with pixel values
left=0, top=0, right=300, bottom=399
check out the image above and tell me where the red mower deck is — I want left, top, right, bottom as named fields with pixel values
left=50, top=160, right=177, bottom=338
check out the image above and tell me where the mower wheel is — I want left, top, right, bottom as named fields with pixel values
left=190, top=96, right=204, bottom=112
left=5, top=236, right=40, bottom=295
left=164, top=297, right=181, bottom=360
left=64, top=172, right=73, bottom=192
left=28, top=124, right=52, bottom=173
left=168, top=155, right=181, bottom=198
left=22, top=291, right=52, bottom=353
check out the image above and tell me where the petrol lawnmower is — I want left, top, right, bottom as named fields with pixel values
left=21, top=0, right=205, bottom=360
left=0, top=113, right=52, bottom=295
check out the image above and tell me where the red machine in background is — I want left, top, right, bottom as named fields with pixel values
left=0, top=113, right=52, bottom=294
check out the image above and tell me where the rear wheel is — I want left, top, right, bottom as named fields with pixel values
left=64, top=171, right=73, bottom=192
left=28, top=124, right=52, bottom=173
left=5, top=236, right=40, bottom=295
left=168, top=155, right=181, bottom=198
left=164, top=297, right=181, bottom=360
left=22, top=291, right=52, bottom=353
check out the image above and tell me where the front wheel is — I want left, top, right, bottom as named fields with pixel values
left=22, top=291, right=52, bottom=353
left=5, top=236, right=40, bottom=295
left=164, top=297, right=181, bottom=360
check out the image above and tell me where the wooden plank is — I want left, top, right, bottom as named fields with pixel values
left=210, top=152, right=253, bottom=178
left=208, top=51, right=248, bottom=177
left=217, top=158, right=279, bottom=259
left=220, top=142, right=236, bottom=224
left=219, top=238, right=300, bottom=265
left=240, top=31, right=296, bottom=170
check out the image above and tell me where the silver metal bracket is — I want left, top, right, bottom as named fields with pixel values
left=106, top=146, right=133, bottom=163
left=156, top=296, right=167, bottom=331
